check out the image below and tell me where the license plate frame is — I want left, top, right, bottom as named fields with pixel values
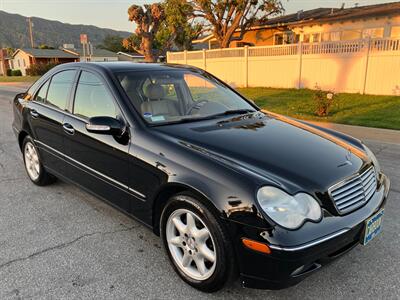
left=362, top=209, right=384, bottom=245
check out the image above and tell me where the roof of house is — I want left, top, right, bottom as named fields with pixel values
left=193, top=1, right=400, bottom=43
left=259, top=1, right=400, bottom=27
left=117, top=51, right=144, bottom=57
left=64, top=48, right=118, bottom=57
left=13, top=48, right=79, bottom=59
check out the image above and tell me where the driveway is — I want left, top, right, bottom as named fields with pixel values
left=0, top=85, right=399, bottom=299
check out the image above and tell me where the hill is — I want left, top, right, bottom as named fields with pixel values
left=0, top=10, right=131, bottom=49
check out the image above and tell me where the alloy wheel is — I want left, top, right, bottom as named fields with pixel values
left=166, top=208, right=217, bottom=281
left=24, top=141, right=40, bottom=181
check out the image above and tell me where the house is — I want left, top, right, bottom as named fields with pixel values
left=10, top=48, right=78, bottom=76
left=117, top=51, right=145, bottom=62
left=0, top=49, right=11, bottom=76
left=194, top=1, right=400, bottom=49
left=63, top=47, right=118, bottom=62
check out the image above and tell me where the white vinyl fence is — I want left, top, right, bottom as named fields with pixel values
left=167, top=38, right=400, bottom=96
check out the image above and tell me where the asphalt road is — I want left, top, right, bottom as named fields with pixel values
left=0, top=85, right=399, bottom=300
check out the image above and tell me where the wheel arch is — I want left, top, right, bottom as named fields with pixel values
left=151, top=182, right=222, bottom=236
left=18, top=130, right=30, bottom=151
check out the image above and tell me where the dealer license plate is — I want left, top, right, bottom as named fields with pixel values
left=362, top=209, right=384, bottom=245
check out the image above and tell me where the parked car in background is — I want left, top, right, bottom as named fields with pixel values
left=12, top=62, right=390, bottom=292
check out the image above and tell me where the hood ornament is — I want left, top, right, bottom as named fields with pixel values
left=338, top=150, right=353, bottom=168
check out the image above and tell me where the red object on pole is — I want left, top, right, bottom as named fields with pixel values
left=80, top=34, right=88, bottom=44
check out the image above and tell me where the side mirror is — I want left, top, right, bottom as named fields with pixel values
left=86, top=116, right=125, bottom=136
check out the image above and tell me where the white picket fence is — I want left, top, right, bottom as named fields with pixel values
left=167, top=38, right=400, bottom=95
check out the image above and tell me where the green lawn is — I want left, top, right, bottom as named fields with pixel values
left=237, top=87, right=400, bottom=130
left=0, top=76, right=40, bottom=83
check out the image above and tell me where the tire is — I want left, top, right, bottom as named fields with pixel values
left=22, top=136, right=56, bottom=186
left=160, top=193, right=236, bottom=292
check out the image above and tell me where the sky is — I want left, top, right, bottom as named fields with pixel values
left=0, top=0, right=395, bottom=32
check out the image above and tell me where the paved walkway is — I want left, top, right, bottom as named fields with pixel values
left=0, top=82, right=32, bottom=88
left=310, top=121, right=400, bottom=145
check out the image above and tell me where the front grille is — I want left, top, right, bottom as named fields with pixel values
left=329, top=166, right=377, bottom=214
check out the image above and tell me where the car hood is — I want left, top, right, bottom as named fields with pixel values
left=155, top=112, right=369, bottom=194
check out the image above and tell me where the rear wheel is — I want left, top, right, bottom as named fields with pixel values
left=160, top=194, right=236, bottom=292
left=23, top=136, right=56, bottom=186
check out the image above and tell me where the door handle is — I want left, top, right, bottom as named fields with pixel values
left=30, top=110, right=39, bottom=118
left=63, top=123, right=75, bottom=135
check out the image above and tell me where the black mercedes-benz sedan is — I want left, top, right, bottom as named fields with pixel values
left=12, top=62, right=390, bottom=292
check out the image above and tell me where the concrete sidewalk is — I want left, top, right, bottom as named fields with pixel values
left=0, top=82, right=32, bottom=89
left=310, top=121, right=400, bottom=145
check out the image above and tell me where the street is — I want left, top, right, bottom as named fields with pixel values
left=0, top=84, right=399, bottom=299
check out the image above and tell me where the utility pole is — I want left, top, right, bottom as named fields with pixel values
left=27, top=17, right=35, bottom=48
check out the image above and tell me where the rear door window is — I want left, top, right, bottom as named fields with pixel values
left=46, top=70, right=77, bottom=110
left=34, top=80, right=50, bottom=103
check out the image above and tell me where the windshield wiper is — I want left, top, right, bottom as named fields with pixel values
left=150, top=115, right=218, bottom=126
left=208, top=109, right=256, bottom=118
left=150, top=109, right=257, bottom=126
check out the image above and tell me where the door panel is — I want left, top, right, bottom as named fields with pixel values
left=28, top=70, right=77, bottom=174
left=63, top=115, right=134, bottom=211
left=28, top=102, right=66, bottom=172
left=63, top=70, right=143, bottom=214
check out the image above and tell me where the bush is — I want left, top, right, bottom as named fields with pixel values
left=6, top=69, right=12, bottom=76
left=10, top=69, right=22, bottom=76
left=313, top=84, right=335, bottom=117
left=26, top=63, right=58, bottom=76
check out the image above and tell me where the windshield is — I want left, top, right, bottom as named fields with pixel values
left=115, top=69, right=256, bottom=125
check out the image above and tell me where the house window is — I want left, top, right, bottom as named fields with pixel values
left=391, top=26, right=400, bottom=38
left=321, top=32, right=330, bottom=42
left=274, top=33, right=284, bottom=45
left=303, top=34, right=310, bottom=43
left=311, top=33, right=321, bottom=43
left=17, top=59, right=21, bottom=67
left=294, top=34, right=300, bottom=43
left=236, top=42, right=254, bottom=47
left=23, top=59, right=26, bottom=67
left=342, top=30, right=361, bottom=40
left=330, top=32, right=341, bottom=41
left=362, top=27, right=384, bottom=38
left=274, top=32, right=298, bottom=45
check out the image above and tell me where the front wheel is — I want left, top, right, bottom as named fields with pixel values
left=160, top=194, right=236, bottom=292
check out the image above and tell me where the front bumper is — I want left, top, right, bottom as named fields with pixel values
left=230, top=173, right=390, bottom=290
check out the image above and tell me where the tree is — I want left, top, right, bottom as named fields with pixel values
left=189, top=0, right=284, bottom=48
left=98, top=35, right=125, bottom=53
left=123, top=25, right=176, bottom=60
left=38, top=44, right=55, bottom=49
left=125, top=3, right=166, bottom=62
left=164, top=0, right=202, bottom=50
left=6, top=48, right=14, bottom=57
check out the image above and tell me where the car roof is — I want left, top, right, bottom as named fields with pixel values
left=55, top=62, right=200, bottom=73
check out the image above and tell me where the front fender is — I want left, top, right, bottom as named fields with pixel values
left=132, top=129, right=273, bottom=230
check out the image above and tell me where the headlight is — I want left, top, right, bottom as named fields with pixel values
left=363, top=145, right=381, bottom=174
left=257, top=186, right=322, bottom=229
